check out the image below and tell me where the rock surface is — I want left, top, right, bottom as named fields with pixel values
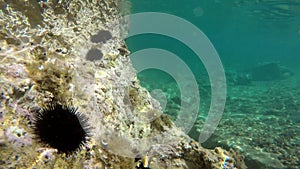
left=0, top=0, right=246, bottom=168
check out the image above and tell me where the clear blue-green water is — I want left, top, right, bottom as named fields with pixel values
left=126, top=0, right=300, bottom=168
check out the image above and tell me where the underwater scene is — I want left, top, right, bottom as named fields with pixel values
left=127, top=0, right=300, bottom=169
left=0, top=0, right=299, bottom=169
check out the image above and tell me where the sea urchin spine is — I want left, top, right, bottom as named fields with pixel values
left=33, top=103, right=90, bottom=155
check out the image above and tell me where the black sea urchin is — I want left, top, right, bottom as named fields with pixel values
left=33, top=103, right=90, bottom=155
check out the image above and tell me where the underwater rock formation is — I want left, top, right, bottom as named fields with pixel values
left=226, top=63, right=294, bottom=86
left=0, top=0, right=246, bottom=168
left=249, top=62, right=294, bottom=81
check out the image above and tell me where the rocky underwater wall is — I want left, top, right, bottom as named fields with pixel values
left=0, top=0, right=246, bottom=168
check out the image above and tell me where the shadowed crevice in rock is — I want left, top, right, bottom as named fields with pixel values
left=86, top=48, right=103, bottom=61
left=90, top=30, right=112, bottom=43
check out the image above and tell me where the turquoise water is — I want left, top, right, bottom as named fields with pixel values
left=126, top=0, right=300, bottom=168
left=127, top=0, right=300, bottom=68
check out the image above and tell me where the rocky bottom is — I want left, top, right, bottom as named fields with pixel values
left=140, top=70, right=300, bottom=169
